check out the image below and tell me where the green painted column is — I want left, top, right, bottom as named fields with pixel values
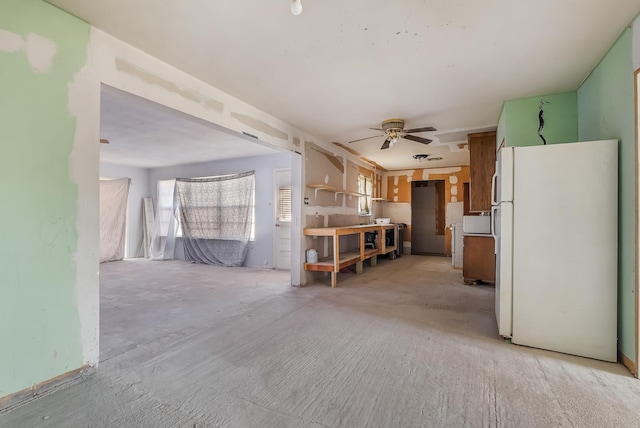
left=578, top=28, right=636, bottom=364
left=0, top=0, right=91, bottom=397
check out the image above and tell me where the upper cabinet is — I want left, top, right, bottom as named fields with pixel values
left=468, top=131, right=496, bottom=212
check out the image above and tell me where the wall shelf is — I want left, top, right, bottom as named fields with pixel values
left=307, top=184, right=366, bottom=200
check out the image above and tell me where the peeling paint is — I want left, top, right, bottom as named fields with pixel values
left=231, top=112, right=288, bottom=140
left=451, top=185, right=458, bottom=196
left=449, top=176, right=458, bottom=184
left=0, top=30, right=57, bottom=73
left=115, top=58, right=224, bottom=112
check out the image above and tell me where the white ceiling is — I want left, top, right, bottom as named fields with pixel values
left=100, top=86, right=280, bottom=168
left=51, top=0, right=640, bottom=170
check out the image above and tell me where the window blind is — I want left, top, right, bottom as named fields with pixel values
left=278, top=187, right=292, bottom=222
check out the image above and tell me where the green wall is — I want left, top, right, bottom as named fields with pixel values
left=500, top=91, right=578, bottom=147
left=577, top=28, right=636, bottom=363
left=0, top=0, right=90, bottom=396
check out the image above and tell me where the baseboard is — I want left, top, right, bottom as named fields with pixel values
left=0, top=365, right=92, bottom=412
left=618, top=351, right=638, bottom=377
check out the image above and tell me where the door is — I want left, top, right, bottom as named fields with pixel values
left=274, top=169, right=291, bottom=270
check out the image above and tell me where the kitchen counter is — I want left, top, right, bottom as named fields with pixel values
left=303, top=224, right=399, bottom=287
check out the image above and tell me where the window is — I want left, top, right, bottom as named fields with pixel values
left=358, top=174, right=372, bottom=216
left=277, top=187, right=292, bottom=222
left=156, top=176, right=255, bottom=240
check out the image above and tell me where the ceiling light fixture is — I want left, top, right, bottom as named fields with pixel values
left=413, top=154, right=430, bottom=162
left=291, top=0, right=302, bottom=15
left=389, top=136, right=399, bottom=147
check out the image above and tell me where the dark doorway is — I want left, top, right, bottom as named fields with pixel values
left=411, top=180, right=445, bottom=255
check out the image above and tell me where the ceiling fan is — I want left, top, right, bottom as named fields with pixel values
left=347, top=118, right=436, bottom=150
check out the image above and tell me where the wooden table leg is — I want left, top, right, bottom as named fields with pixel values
left=331, top=272, right=337, bottom=288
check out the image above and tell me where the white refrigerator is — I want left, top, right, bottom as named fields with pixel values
left=491, top=139, right=618, bottom=362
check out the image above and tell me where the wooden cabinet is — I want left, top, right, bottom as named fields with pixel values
left=462, top=235, right=495, bottom=284
left=468, top=131, right=496, bottom=212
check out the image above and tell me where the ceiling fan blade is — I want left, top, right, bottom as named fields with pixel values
left=404, top=126, right=437, bottom=133
left=347, top=134, right=384, bottom=144
left=369, top=127, right=384, bottom=131
left=100, top=138, right=110, bottom=144
left=380, top=139, right=391, bottom=150
left=402, top=134, right=433, bottom=145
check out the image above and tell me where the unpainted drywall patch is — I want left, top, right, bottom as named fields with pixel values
left=231, top=112, right=288, bottom=140
left=0, top=30, right=57, bottom=73
left=308, top=144, right=344, bottom=174
left=0, top=29, right=24, bottom=52
left=115, top=58, right=224, bottom=112
left=26, top=33, right=56, bottom=73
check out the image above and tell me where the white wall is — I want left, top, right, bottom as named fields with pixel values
left=100, top=162, right=150, bottom=258
left=148, top=152, right=293, bottom=268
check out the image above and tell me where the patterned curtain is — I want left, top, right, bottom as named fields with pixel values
left=175, top=171, right=255, bottom=266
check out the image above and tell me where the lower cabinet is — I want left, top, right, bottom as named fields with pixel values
left=462, top=235, right=495, bottom=284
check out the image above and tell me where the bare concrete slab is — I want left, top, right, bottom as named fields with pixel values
left=2, top=256, right=640, bottom=427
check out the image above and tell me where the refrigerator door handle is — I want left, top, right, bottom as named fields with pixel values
left=491, top=206, right=499, bottom=253
left=490, top=171, right=498, bottom=205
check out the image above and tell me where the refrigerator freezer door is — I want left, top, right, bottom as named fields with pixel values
left=493, top=202, right=513, bottom=337
left=494, top=147, right=514, bottom=204
left=511, top=140, right=618, bottom=361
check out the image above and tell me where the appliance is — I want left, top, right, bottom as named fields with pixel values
left=347, top=118, right=436, bottom=150
left=491, top=139, right=617, bottom=361
left=462, top=215, right=491, bottom=234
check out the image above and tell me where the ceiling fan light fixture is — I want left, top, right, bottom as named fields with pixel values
left=291, top=0, right=302, bottom=15
left=413, top=154, right=429, bottom=162
left=381, top=118, right=405, bottom=132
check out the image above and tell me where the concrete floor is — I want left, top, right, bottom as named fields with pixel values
left=2, top=255, right=640, bottom=427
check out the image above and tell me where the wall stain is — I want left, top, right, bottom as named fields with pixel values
left=230, top=112, right=288, bottom=140
left=115, top=58, right=224, bottom=112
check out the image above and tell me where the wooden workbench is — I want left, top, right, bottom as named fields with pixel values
left=303, top=223, right=398, bottom=287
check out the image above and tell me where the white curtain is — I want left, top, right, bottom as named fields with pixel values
left=99, top=178, right=131, bottom=263
left=176, top=171, right=255, bottom=266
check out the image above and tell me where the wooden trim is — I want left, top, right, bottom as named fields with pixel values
left=331, top=142, right=387, bottom=171
left=0, top=365, right=90, bottom=406
left=619, top=351, right=638, bottom=376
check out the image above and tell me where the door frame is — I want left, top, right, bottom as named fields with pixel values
left=273, top=168, right=292, bottom=270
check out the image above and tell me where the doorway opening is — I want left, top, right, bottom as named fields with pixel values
left=98, top=85, right=298, bottom=362
left=411, top=180, right=446, bottom=256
